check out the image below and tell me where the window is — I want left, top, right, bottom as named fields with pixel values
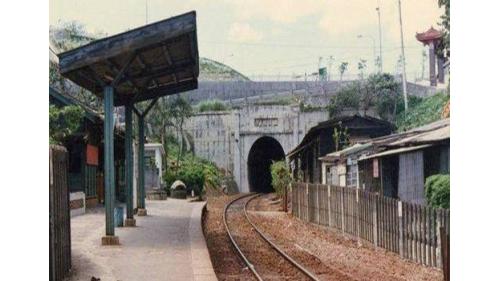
left=346, top=163, right=358, bottom=188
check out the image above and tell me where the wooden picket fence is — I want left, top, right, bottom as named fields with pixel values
left=291, top=182, right=450, bottom=269
left=49, top=145, right=72, bottom=281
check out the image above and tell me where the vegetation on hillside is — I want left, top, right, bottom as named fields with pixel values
left=299, top=102, right=324, bottom=112
left=328, top=73, right=403, bottom=122
left=199, top=57, right=250, bottom=81
left=50, top=22, right=105, bottom=111
left=395, top=92, right=450, bottom=132
left=197, top=100, right=229, bottom=112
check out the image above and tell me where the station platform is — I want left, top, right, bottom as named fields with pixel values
left=68, top=199, right=217, bottom=281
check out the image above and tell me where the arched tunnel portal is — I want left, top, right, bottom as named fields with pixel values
left=247, top=136, right=286, bottom=193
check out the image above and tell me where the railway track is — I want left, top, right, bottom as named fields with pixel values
left=224, top=193, right=321, bottom=281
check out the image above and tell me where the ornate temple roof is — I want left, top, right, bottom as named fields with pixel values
left=416, top=26, right=443, bottom=44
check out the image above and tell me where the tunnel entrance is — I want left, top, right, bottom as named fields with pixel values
left=247, top=136, right=285, bottom=193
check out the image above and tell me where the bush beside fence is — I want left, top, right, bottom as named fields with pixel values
left=291, top=182, right=450, bottom=269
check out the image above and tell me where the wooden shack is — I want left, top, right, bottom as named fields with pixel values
left=49, top=86, right=126, bottom=208
left=358, top=118, right=450, bottom=204
left=287, top=115, right=394, bottom=183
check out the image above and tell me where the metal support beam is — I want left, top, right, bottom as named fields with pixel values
left=125, top=104, right=134, bottom=219
left=131, top=97, right=159, bottom=214
left=137, top=114, right=146, bottom=210
left=104, top=86, right=115, bottom=236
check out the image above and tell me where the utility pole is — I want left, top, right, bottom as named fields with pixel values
left=376, top=3, right=383, bottom=73
left=397, top=0, right=408, bottom=111
left=357, top=35, right=376, bottom=73
left=328, top=56, right=334, bottom=81
left=145, top=0, right=149, bottom=24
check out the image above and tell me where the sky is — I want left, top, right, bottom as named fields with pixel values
left=49, top=0, right=444, bottom=81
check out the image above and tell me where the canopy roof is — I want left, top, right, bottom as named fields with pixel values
left=416, top=26, right=443, bottom=44
left=58, top=11, right=199, bottom=106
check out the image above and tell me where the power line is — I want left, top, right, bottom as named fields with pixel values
left=201, top=40, right=422, bottom=50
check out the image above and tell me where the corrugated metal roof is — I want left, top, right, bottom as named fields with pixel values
left=407, top=118, right=449, bottom=133
left=348, top=118, right=449, bottom=161
left=319, top=143, right=372, bottom=162
left=359, top=144, right=432, bottom=160
left=388, top=123, right=449, bottom=147
left=287, top=114, right=394, bottom=157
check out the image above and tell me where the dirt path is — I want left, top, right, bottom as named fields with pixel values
left=247, top=193, right=443, bottom=281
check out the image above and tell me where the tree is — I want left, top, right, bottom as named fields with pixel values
left=270, top=160, right=293, bottom=211
left=357, top=59, right=367, bottom=80
left=375, top=56, right=382, bottom=73
left=144, top=97, right=175, bottom=170
left=366, top=73, right=402, bottom=121
left=436, top=0, right=450, bottom=60
left=49, top=105, right=85, bottom=144
left=332, top=123, right=350, bottom=151
left=328, top=82, right=361, bottom=117
left=50, top=21, right=105, bottom=111
left=338, top=62, right=349, bottom=81
left=145, top=95, right=193, bottom=173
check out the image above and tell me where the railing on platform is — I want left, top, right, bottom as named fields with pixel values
left=291, top=182, right=450, bottom=269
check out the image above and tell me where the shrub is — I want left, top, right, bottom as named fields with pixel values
left=163, top=154, right=222, bottom=197
left=328, top=73, right=403, bottom=121
left=197, top=100, right=229, bottom=112
left=270, top=160, right=292, bottom=197
left=367, top=73, right=402, bottom=120
left=49, top=104, right=85, bottom=144
left=328, top=82, right=361, bottom=117
left=425, top=174, right=450, bottom=209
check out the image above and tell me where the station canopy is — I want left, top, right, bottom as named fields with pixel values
left=58, top=11, right=199, bottom=106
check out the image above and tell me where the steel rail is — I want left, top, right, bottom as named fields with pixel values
left=223, top=193, right=263, bottom=281
left=244, top=194, right=321, bottom=281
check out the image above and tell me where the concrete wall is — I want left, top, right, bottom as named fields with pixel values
left=69, top=191, right=86, bottom=217
left=185, top=112, right=235, bottom=172
left=182, top=80, right=439, bottom=107
left=185, top=105, right=329, bottom=192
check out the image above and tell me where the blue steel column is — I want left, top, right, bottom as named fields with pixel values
left=125, top=104, right=134, bottom=220
left=137, top=114, right=146, bottom=210
left=104, top=86, right=115, bottom=236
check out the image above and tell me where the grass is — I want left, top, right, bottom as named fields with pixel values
left=197, top=100, right=229, bottom=112
left=395, top=92, right=450, bottom=132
